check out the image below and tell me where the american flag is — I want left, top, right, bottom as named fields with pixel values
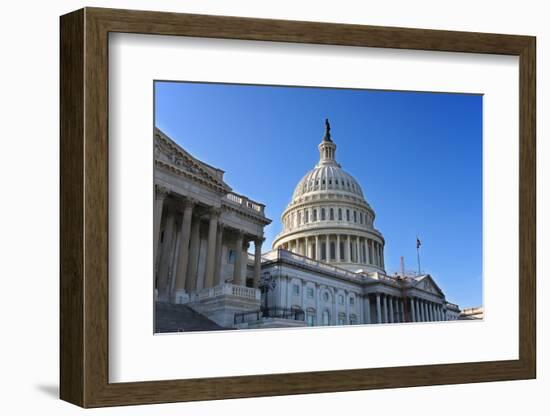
left=416, top=237, right=422, bottom=249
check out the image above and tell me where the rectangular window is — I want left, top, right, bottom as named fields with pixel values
left=338, top=314, right=346, bottom=325
left=307, top=313, right=315, bottom=326
left=338, top=294, right=344, bottom=305
left=330, top=208, right=334, bottom=220
left=340, top=242, right=345, bottom=260
left=354, top=210, right=357, bottom=222
left=338, top=208, right=342, bottom=221
left=321, top=208, right=326, bottom=220
left=307, top=287, right=314, bottom=298
left=293, top=284, right=300, bottom=295
left=346, top=209, right=350, bottom=221
left=350, top=297, right=355, bottom=305
left=313, top=209, right=317, bottom=221
left=321, top=242, right=327, bottom=260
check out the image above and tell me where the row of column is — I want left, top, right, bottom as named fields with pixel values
left=362, top=294, right=446, bottom=324
left=408, top=297, right=446, bottom=322
left=154, top=187, right=264, bottom=302
left=280, top=234, right=384, bottom=268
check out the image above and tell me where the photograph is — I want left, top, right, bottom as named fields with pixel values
left=153, top=81, right=483, bottom=333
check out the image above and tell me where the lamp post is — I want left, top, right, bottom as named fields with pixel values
left=259, top=273, right=277, bottom=317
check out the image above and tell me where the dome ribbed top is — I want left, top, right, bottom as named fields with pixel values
left=292, top=165, right=365, bottom=200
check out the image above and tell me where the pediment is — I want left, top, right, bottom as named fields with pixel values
left=414, top=275, right=444, bottom=297
left=154, top=128, right=231, bottom=192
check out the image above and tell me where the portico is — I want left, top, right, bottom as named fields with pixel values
left=154, top=128, right=271, bottom=327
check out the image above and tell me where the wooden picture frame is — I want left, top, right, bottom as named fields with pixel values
left=60, top=7, right=536, bottom=408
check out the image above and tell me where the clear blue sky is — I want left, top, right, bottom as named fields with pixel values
left=155, top=81, right=482, bottom=308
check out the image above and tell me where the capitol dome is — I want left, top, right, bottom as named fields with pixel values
left=273, top=120, right=385, bottom=273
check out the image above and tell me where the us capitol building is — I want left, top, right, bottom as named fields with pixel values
left=154, top=121, right=461, bottom=332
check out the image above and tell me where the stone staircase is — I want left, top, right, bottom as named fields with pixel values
left=155, top=302, right=231, bottom=333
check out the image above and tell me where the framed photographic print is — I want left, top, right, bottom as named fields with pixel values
left=60, top=7, right=536, bottom=408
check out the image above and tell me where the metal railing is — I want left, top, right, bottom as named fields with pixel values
left=234, top=307, right=305, bottom=325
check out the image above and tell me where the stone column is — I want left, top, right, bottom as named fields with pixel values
left=383, top=295, right=389, bottom=323
left=346, top=235, right=351, bottom=262
left=157, top=210, right=175, bottom=300
left=422, top=300, right=430, bottom=322
left=336, top=235, right=340, bottom=262
left=399, top=299, right=404, bottom=323
left=233, top=231, right=244, bottom=286
left=380, top=244, right=385, bottom=269
left=154, top=186, right=169, bottom=265
left=279, top=275, right=286, bottom=308
left=410, top=298, right=416, bottom=322
left=304, top=237, right=309, bottom=259
left=203, top=209, right=220, bottom=289
left=286, top=277, right=292, bottom=309
left=363, top=295, right=371, bottom=324
left=253, top=237, right=263, bottom=288
left=173, top=199, right=194, bottom=300
left=366, top=239, right=371, bottom=264
left=185, top=215, right=201, bottom=293
left=388, top=296, right=394, bottom=323
left=375, top=293, right=382, bottom=324
left=332, top=289, right=337, bottom=325
left=315, top=235, right=320, bottom=261
left=214, top=223, right=225, bottom=285
left=345, top=290, right=350, bottom=324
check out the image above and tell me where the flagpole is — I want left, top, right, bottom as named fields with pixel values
left=416, top=236, right=422, bottom=275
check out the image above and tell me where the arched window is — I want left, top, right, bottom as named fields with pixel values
left=346, top=209, right=350, bottom=221
left=321, top=208, right=326, bottom=220
left=305, top=210, right=309, bottom=223
left=322, top=310, right=331, bottom=326
left=321, top=242, right=327, bottom=260
left=360, top=212, right=363, bottom=224
left=354, top=210, right=357, bottom=222
left=349, top=314, right=357, bottom=325
left=313, top=209, right=317, bottom=221
left=338, top=208, right=342, bottom=221
left=330, top=208, right=334, bottom=220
